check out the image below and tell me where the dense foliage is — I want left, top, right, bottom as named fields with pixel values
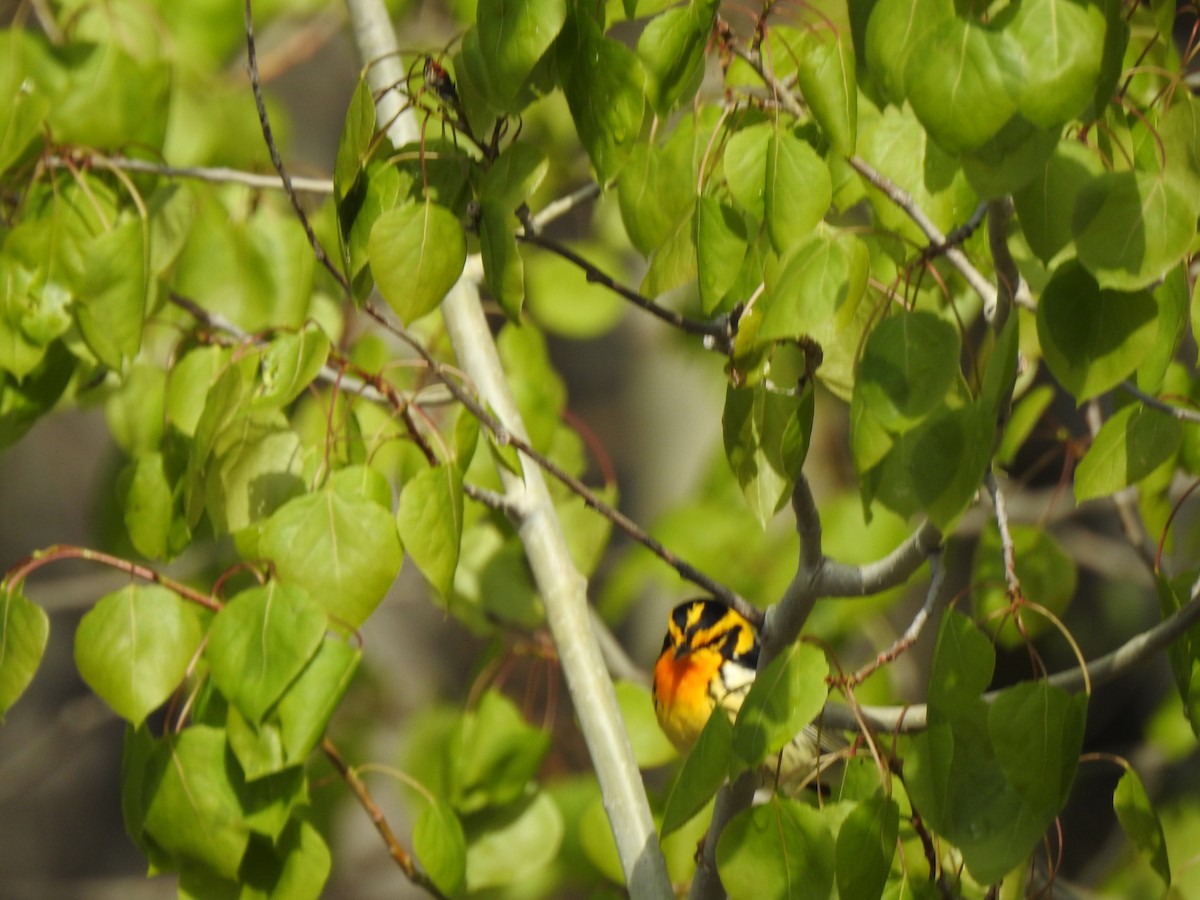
left=2, top=0, right=1200, bottom=897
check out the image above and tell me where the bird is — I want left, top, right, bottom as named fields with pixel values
left=651, top=597, right=843, bottom=793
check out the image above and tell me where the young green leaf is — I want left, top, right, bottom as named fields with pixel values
left=1075, top=170, right=1196, bottom=292
left=463, top=791, right=564, bottom=891
left=637, top=4, right=711, bottom=114
left=206, top=582, right=326, bottom=724
left=261, top=466, right=404, bottom=629
left=854, top=310, right=960, bottom=433
left=716, top=795, right=835, bottom=900
left=559, top=13, right=646, bottom=183
left=74, top=584, right=204, bottom=725
left=723, top=383, right=813, bottom=527
left=730, top=641, right=828, bottom=773
left=478, top=200, right=525, bottom=321
left=254, top=323, right=330, bottom=410
left=0, top=586, right=49, bottom=717
left=368, top=200, right=466, bottom=324
left=1036, top=261, right=1157, bottom=401
left=1114, top=766, right=1172, bottom=888
left=723, top=123, right=771, bottom=222
left=452, top=690, right=551, bottom=813
left=397, top=462, right=464, bottom=599
left=476, top=0, right=567, bottom=112
left=142, top=726, right=251, bottom=880
left=414, top=796, right=467, bottom=897
left=1075, top=404, right=1183, bottom=502
left=759, top=231, right=869, bottom=342
left=835, top=792, right=900, bottom=900
left=696, top=197, right=748, bottom=314
left=660, top=707, right=733, bottom=837
left=764, top=130, right=831, bottom=255
left=796, top=29, right=857, bottom=155
left=275, top=637, right=361, bottom=766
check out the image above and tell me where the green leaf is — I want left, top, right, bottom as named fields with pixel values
left=1036, top=261, right=1157, bottom=401
left=615, top=679, right=677, bottom=768
left=906, top=612, right=1086, bottom=886
left=414, top=797, right=467, bottom=897
left=619, top=139, right=695, bottom=255
left=759, top=231, right=869, bottom=342
left=1009, top=0, right=1108, bottom=128
left=452, top=690, right=550, bottom=813
left=477, top=0, right=567, bottom=112
left=333, top=77, right=376, bottom=203
left=464, top=791, right=563, bottom=891
left=1114, top=766, right=1171, bottom=887
left=142, top=727, right=250, bottom=879
left=398, top=462, right=464, bottom=598
left=722, top=383, right=813, bottom=526
left=254, top=323, right=330, bottom=410
left=275, top=637, right=361, bottom=766
left=74, top=216, right=148, bottom=370
left=724, top=123, right=771, bottom=222
left=731, top=642, right=828, bottom=773
left=1075, top=403, right=1183, bottom=502
left=796, top=29, right=857, bottom=155
left=716, top=795, right=835, bottom=900
left=368, top=201, right=466, bottom=324
left=1013, top=140, right=1103, bottom=264
left=1075, top=171, right=1197, bottom=291
left=118, top=453, right=188, bottom=561
left=989, top=681, right=1086, bottom=811
left=974, top=524, right=1077, bottom=648
left=235, top=819, right=331, bottom=900
left=836, top=792, right=900, bottom=900
left=206, top=582, right=326, bottom=724
left=1138, top=264, right=1190, bottom=394
left=261, top=466, right=404, bottom=629
left=864, top=0, right=953, bottom=103
left=764, top=130, right=831, bottom=255
left=204, top=411, right=306, bottom=534
left=854, top=311, right=960, bottom=433
left=961, top=115, right=1061, bottom=198
left=478, top=200, right=525, bottom=321
left=696, top=197, right=748, bottom=314
left=660, top=709, right=733, bottom=837
left=904, top=18, right=1021, bottom=153
left=0, top=586, right=49, bottom=717
left=481, top=142, right=549, bottom=209
left=559, top=12, right=646, bottom=182
left=74, top=585, right=204, bottom=725
left=637, top=4, right=711, bottom=114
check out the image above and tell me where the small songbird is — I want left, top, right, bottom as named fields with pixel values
left=651, top=597, right=842, bottom=792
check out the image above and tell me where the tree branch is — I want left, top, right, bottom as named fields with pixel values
left=46, top=153, right=334, bottom=194
left=824, top=578, right=1200, bottom=733
left=320, top=738, right=448, bottom=900
left=342, top=1, right=672, bottom=895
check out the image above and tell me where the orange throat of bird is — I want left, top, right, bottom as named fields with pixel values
left=653, top=648, right=724, bottom=752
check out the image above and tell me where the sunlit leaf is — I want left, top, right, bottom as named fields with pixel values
left=74, top=585, right=204, bottom=725
left=716, top=795, right=835, bottom=900
left=206, top=582, right=326, bottom=723
left=1075, top=404, right=1183, bottom=502
left=0, top=586, right=49, bottom=717
left=368, top=201, right=466, bottom=324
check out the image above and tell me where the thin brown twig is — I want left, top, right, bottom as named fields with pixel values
left=320, top=737, right=448, bottom=900
left=4, top=545, right=221, bottom=611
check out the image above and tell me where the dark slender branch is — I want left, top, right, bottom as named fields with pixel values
left=243, top=0, right=350, bottom=295
left=1121, top=381, right=1200, bottom=425
left=320, top=737, right=448, bottom=900
left=515, top=208, right=736, bottom=355
left=5, top=545, right=221, bottom=612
